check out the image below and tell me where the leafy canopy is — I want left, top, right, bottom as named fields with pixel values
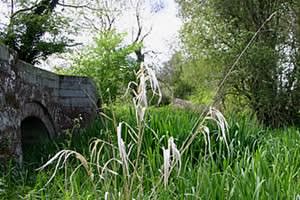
left=56, top=30, right=140, bottom=103
left=176, top=0, right=300, bottom=127
left=0, top=0, right=72, bottom=64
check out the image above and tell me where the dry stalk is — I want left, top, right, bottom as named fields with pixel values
left=150, top=12, right=277, bottom=194
left=38, top=11, right=277, bottom=194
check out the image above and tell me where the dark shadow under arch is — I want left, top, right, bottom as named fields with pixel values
left=20, top=102, right=57, bottom=163
left=21, top=102, right=56, bottom=139
left=21, top=116, right=50, bottom=148
left=31, top=100, right=57, bottom=135
left=21, top=116, right=51, bottom=162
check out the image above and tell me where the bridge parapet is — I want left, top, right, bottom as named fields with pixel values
left=0, top=45, right=98, bottom=163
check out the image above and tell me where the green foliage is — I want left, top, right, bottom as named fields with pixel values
left=164, top=51, right=219, bottom=104
left=0, top=0, right=72, bottom=64
left=2, top=107, right=300, bottom=199
left=56, top=30, right=140, bottom=103
left=176, top=0, right=300, bottom=127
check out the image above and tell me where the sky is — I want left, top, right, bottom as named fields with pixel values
left=0, top=0, right=182, bottom=71
left=116, top=0, right=182, bottom=66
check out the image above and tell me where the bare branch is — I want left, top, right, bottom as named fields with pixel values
left=143, top=50, right=162, bottom=55
left=57, top=2, right=90, bottom=9
left=57, top=2, right=107, bottom=12
left=10, top=5, right=37, bottom=19
left=82, top=15, right=101, bottom=32
left=140, top=26, right=152, bottom=42
left=10, top=0, right=14, bottom=17
left=105, top=13, right=115, bottom=31
left=132, top=0, right=152, bottom=44
left=65, top=42, right=83, bottom=47
left=133, top=10, right=142, bottom=43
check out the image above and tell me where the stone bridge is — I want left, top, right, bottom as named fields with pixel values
left=0, top=45, right=98, bottom=163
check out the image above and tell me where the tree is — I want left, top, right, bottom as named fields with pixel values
left=0, top=0, right=74, bottom=64
left=56, top=30, right=140, bottom=103
left=162, top=51, right=217, bottom=104
left=0, top=0, right=131, bottom=65
left=176, top=0, right=300, bottom=127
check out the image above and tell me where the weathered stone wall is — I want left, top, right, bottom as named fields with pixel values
left=0, top=45, right=97, bottom=163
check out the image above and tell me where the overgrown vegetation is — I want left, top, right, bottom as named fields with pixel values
left=1, top=106, right=300, bottom=199
left=1, top=62, right=299, bottom=199
left=55, top=30, right=140, bottom=103
left=172, top=0, right=300, bottom=127
left=1, top=0, right=300, bottom=199
left=0, top=0, right=71, bottom=64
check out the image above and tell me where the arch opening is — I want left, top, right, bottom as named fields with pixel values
left=21, top=116, right=51, bottom=162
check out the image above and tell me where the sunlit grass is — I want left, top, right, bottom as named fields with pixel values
left=1, top=106, right=300, bottom=199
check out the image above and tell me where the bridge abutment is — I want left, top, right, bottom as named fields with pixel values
left=0, top=45, right=98, bottom=163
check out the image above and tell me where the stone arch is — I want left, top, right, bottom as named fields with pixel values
left=21, top=116, right=50, bottom=155
left=21, top=101, right=56, bottom=139
left=20, top=102, right=56, bottom=160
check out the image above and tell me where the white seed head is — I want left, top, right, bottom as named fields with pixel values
left=162, top=137, right=182, bottom=187
left=117, top=123, right=129, bottom=176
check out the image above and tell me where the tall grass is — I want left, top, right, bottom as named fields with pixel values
left=2, top=62, right=300, bottom=198
left=1, top=59, right=300, bottom=199
left=37, top=62, right=232, bottom=198
left=1, top=106, right=300, bottom=199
